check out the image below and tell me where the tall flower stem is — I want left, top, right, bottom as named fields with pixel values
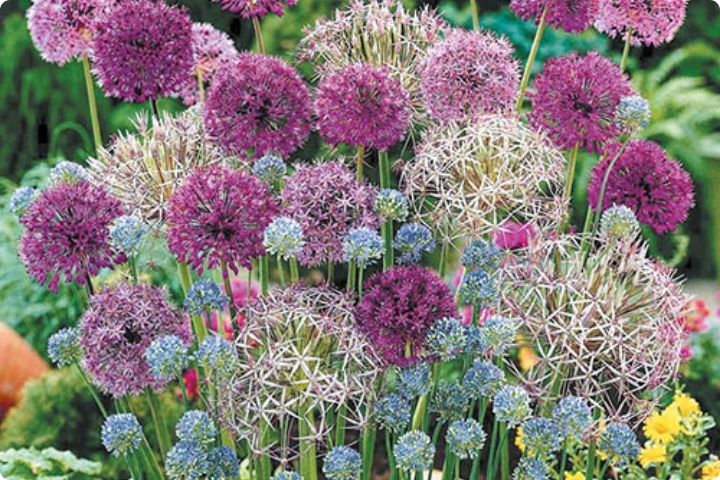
left=145, top=390, right=171, bottom=458
left=177, top=263, right=208, bottom=343
left=516, top=7, right=548, bottom=112
left=488, top=422, right=509, bottom=480
left=221, top=260, right=239, bottom=323
left=347, top=260, right=357, bottom=293
left=196, top=70, right=205, bottom=103
left=81, top=55, right=102, bottom=155
left=585, top=438, right=597, bottom=479
left=335, top=405, right=347, bottom=446
left=385, top=431, right=397, bottom=480
left=255, top=422, right=272, bottom=480
left=438, top=242, right=448, bottom=278
left=620, top=28, right=633, bottom=74
left=277, top=255, right=287, bottom=285
left=290, top=257, right=300, bottom=283
left=299, top=404, right=319, bottom=480
left=468, top=400, right=488, bottom=480
left=469, top=0, right=480, bottom=30
left=252, top=17, right=266, bottom=54
left=357, top=267, right=365, bottom=300
left=564, top=143, right=580, bottom=200
left=361, top=424, right=377, bottom=480
left=356, top=145, right=366, bottom=180
left=378, top=150, right=394, bottom=270
left=591, top=140, right=630, bottom=232
left=76, top=364, right=108, bottom=418
left=259, top=255, right=270, bottom=295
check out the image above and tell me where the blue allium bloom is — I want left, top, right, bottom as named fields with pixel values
left=480, top=316, right=518, bottom=355
left=374, top=189, right=409, bottom=222
left=600, top=204, right=640, bottom=239
left=425, top=317, right=466, bottom=360
left=9, top=186, right=37, bottom=217
left=463, top=359, right=505, bottom=400
left=431, top=380, right=471, bottom=422
left=48, top=160, right=88, bottom=185
left=165, top=441, right=210, bottom=480
left=207, top=446, right=239, bottom=479
left=446, top=418, right=486, bottom=459
left=176, top=410, right=217, bottom=445
left=461, top=239, right=502, bottom=272
left=109, top=214, right=149, bottom=257
left=101, top=413, right=143, bottom=457
left=615, top=95, right=650, bottom=133
left=263, top=216, right=305, bottom=260
left=552, top=396, right=592, bottom=439
left=493, top=385, right=532, bottom=427
left=342, top=227, right=384, bottom=268
left=397, top=363, right=431, bottom=399
left=375, top=393, right=412, bottom=432
left=464, top=325, right=487, bottom=356
left=393, top=223, right=435, bottom=265
left=144, top=335, right=189, bottom=381
left=520, top=417, right=562, bottom=458
left=458, top=270, right=496, bottom=307
left=252, top=154, right=287, bottom=187
left=322, top=446, right=362, bottom=480
left=599, top=423, right=641, bottom=465
left=512, top=457, right=549, bottom=480
left=272, top=471, right=303, bottom=480
left=196, top=336, right=238, bottom=375
left=47, top=326, right=82, bottom=367
left=184, top=279, right=229, bottom=315
left=394, top=431, right=435, bottom=473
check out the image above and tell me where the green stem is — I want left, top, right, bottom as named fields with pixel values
left=500, top=422, right=509, bottom=480
left=488, top=423, right=508, bottom=480
left=145, top=390, right=171, bottom=458
left=469, top=0, right=480, bottom=30
left=386, top=431, right=397, bottom=480
left=564, top=143, right=580, bottom=200
left=277, top=255, right=286, bottom=286
left=290, top=257, right=300, bottom=283
left=347, top=261, right=357, bottom=293
left=585, top=438, right=597, bottom=480
left=592, top=140, right=630, bottom=233
left=335, top=405, right=347, bottom=447
left=516, top=7, right=547, bottom=112
left=361, top=424, right=377, bottom=480
left=356, top=145, right=366, bottom=181
left=438, top=242, right=447, bottom=278
left=256, top=422, right=272, bottom=480
left=382, top=221, right=394, bottom=270
left=259, top=255, right=269, bottom=296
left=221, top=261, right=238, bottom=326
left=559, top=439, right=568, bottom=479
left=598, top=460, right=609, bottom=479
left=441, top=451, right=457, bottom=480
left=620, top=27, right=633, bottom=74
left=486, top=421, right=499, bottom=480
left=327, top=262, right=335, bottom=284
left=357, top=267, right=365, bottom=300
left=76, top=364, right=107, bottom=418
left=81, top=55, right=102, bottom=154
left=299, top=406, right=318, bottom=480
left=378, top=150, right=391, bottom=188
left=252, top=17, right=265, bottom=54
left=177, top=373, right=190, bottom=411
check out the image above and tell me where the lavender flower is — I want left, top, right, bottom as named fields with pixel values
left=165, top=441, right=210, bottom=480
left=599, top=423, right=641, bottom=465
left=615, top=95, right=651, bottom=134
left=552, top=396, right=592, bottom=439
left=599, top=205, right=640, bottom=240
left=595, top=0, right=688, bottom=47
left=480, top=316, right=518, bottom=355
left=263, top=217, right=305, bottom=260
left=520, top=417, right=562, bottom=458
left=211, top=0, right=298, bottom=18
left=463, top=360, right=505, bottom=400
left=458, top=270, right=496, bottom=308
left=431, top=380, right=471, bottom=422
left=394, top=431, right=435, bottom=473
left=393, top=223, right=435, bottom=265
left=176, top=410, right=217, bottom=445
left=375, top=393, right=412, bottom=432
left=461, top=240, right=502, bottom=273
left=397, top=363, right=432, bottom=399
left=374, top=189, right=409, bottom=222
left=101, top=414, right=143, bottom=457
left=513, top=457, right=549, bottom=480
left=446, top=419, right=486, bottom=460
left=510, top=0, right=599, bottom=33
left=208, top=446, right=240, bottom=480
left=342, top=227, right=384, bottom=268
left=323, top=446, right=362, bottom=480
left=184, top=279, right=229, bottom=315
left=9, top=186, right=37, bottom=217
left=196, top=336, right=238, bottom=375
left=144, top=335, right=190, bottom=381
left=48, top=161, right=88, bottom=186
left=493, top=385, right=532, bottom=427
left=109, top=214, right=149, bottom=257
left=252, top=154, right=287, bottom=189
left=426, top=317, right=466, bottom=360
left=47, top=327, right=82, bottom=368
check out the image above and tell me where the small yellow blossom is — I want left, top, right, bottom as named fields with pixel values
left=518, top=346, right=539, bottom=371
left=564, top=473, right=585, bottom=480
left=669, top=392, right=701, bottom=418
left=515, top=427, right=525, bottom=452
left=701, top=460, right=720, bottom=480
left=643, top=408, right=681, bottom=444
left=638, top=443, right=667, bottom=468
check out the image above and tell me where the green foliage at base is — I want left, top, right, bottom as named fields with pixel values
left=0, top=447, right=101, bottom=480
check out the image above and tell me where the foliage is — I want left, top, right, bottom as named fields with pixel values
left=0, top=446, right=101, bottom=479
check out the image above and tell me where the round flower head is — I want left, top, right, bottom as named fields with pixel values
left=343, top=227, right=384, bottom=269
left=167, top=164, right=278, bottom=274
left=27, top=0, right=102, bottom=65
left=599, top=205, right=640, bottom=240
left=493, top=385, right=532, bottom=427
left=281, top=161, right=379, bottom=267
left=464, top=326, right=488, bottom=356
left=19, top=181, right=125, bottom=292
left=393, top=223, right=435, bottom=265
left=263, top=217, right=305, bottom=261
left=375, top=393, right=412, bottom=432
left=144, top=335, right=190, bottom=381
left=196, top=335, right=238, bottom=376
left=513, top=457, right=550, bottom=480
left=510, top=0, right=599, bottom=33
left=528, top=52, right=632, bottom=152
left=552, top=396, right=592, bottom=439
left=599, top=423, right=641, bottom=465
left=615, top=95, right=651, bottom=135
left=101, top=414, right=143, bottom=457
left=493, top=221, right=536, bottom=250
left=397, top=363, right=432, bottom=399
left=594, top=0, right=688, bottom=47
left=80, top=283, right=191, bottom=397
left=394, top=431, right=435, bottom=473
left=48, top=160, right=88, bottom=186
left=203, top=53, right=311, bottom=159
left=165, top=441, right=209, bottom=480
left=419, top=29, right=519, bottom=122
left=208, top=446, right=240, bottom=480
left=374, top=189, right=409, bottom=222
left=176, top=410, right=217, bottom=445
left=211, top=0, right=297, bottom=18
left=109, top=214, right=149, bottom=257
left=520, top=417, right=562, bottom=458
left=463, top=360, right=505, bottom=400
left=431, top=380, right=471, bottom=422
left=426, top=317, right=466, bottom=360
left=461, top=240, right=502, bottom=273
left=48, top=327, right=83, bottom=367
left=588, top=140, right=693, bottom=235
left=355, top=266, right=457, bottom=365
left=253, top=154, right=288, bottom=190
left=458, top=270, right=496, bottom=308
left=184, top=279, right=229, bottom=315
left=91, top=0, right=193, bottom=102
left=323, top=446, right=362, bottom=480
left=273, top=472, right=303, bottom=480
left=9, top=186, right=37, bottom=218
left=480, top=316, right=518, bottom=356
left=446, top=419, right=486, bottom=460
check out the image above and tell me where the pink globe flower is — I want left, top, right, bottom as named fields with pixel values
left=595, top=0, right=688, bottom=47
left=203, top=53, right=312, bottom=159
left=419, top=29, right=519, bottom=122
left=27, top=0, right=103, bottom=65
left=315, top=64, right=411, bottom=151
left=210, top=0, right=297, bottom=18
left=510, top=0, right=599, bottom=33
left=493, top=221, right=536, bottom=250
left=587, top=140, right=693, bottom=235
left=19, top=181, right=125, bottom=292
left=91, top=0, right=193, bottom=102
left=528, top=52, right=632, bottom=152
left=167, top=164, right=279, bottom=274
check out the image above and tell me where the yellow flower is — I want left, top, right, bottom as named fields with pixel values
left=638, top=443, right=667, bottom=469
left=701, top=460, right=720, bottom=480
left=669, top=392, right=701, bottom=418
left=515, top=426, right=525, bottom=452
left=518, top=346, right=539, bottom=371
left=643, top=408, right=681, bottom=444
left=564, top=473, right=585, bottom=480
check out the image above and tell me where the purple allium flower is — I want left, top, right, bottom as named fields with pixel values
left=528, top=52, right=632, bottom=152
left=510, top=0, right=599, bottom=33
left=91, top=0, right=193, bottom=103
left=587, top=140, right=694, bottom=234
left=167, top=164, right=278, bottom=274
left=594, top=0, right=688, bottom=47
left=203, top=53, right=311, bottom=159
left=80, top=283, right=192, bottom=397
left=210, top=0, right=297, bottom=18
left=355, top=266, right=457, bottom=365
left=315, top=64, right=411, bottom=150
left=281, top=162, right=379, bottom=267
left=19, top=181, right=125, bottom=292
left=26, top=0, right=102, bottom=65
left=419, top=29, right=520, bottom=122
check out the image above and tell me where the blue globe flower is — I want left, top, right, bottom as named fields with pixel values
left=101, top=413, right=142, bottom=457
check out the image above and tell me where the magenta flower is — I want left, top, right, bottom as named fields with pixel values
left=492, top=221, right=536, bottom=250
left=210, top=0, right=297, bottom=18
left=510, top=0, right=599, bottom=33
left=280, top=161, right=379, bottom=267
left=27, top=0, right=103, bottom=65
left=203, top=53, right=311, bottom=160
left=315, top=64, right=411, bottom=150
left=19, top=181, right=125, bottom=292
left=167, top=164, right=278, bottom=274
left=595, top=0, right=688, bottom=47
left=91, top=0, right=193, bottom=102
left=587, top=140, right=694, bottom=235
left=419, top=29, right=519, bottom=122
left=356, top=266, right=458, bottom=366
left=529, top=52, right=632, bottom=152
left=80, top=283, right=192, bottom=397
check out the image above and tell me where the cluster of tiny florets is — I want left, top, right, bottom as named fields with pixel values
left=184, top=279, right=229, bottom=315
left=599, top=423, right=641, bottom=464
left=446, top=418, right=486, bottom=459
left=463, top=360, right=506, bottom=400
left=109, top=214, right=149, bottom=257
left=375, top=393, right=412, bottom=432
left=615, top=95, right=651, bottom=135
left=374, top=189, right=409, bottom=222
left=47, top=327, right=83, bottom=368
left=101, top=414, right=143, bottom=457
left=394, top=431, right=435, bottom=473
left=9, top=186, right=37, bottom=218
left=342, top=227, right=384, bottom=268
left=594, top=0, right=688, bottom=47
left=599, top=205, right=641, bottom=240
left=144, top=335, right=190, bottom=381
left=425, top=317, right=466, bottom=360
left=176, top=410, right=217, bottom=445
left=211, top=0, right=298, bottom=19
left=322, top=446, right=362, bottom=480
left=48, top=160, right=88, bottom=186
left=493, top=385, right=532, bottom=427
left=393, top=223, right=435, bottom=265
left=510, top=0, right=599, bottom=33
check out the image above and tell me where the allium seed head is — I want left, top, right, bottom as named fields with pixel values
left=393, top=223, right=435, bottom=265
left=101, top=414, right=143, bottom=457
left=48, top=327, right=83, bottom=367
left=342, top=227, right=384, bottom=269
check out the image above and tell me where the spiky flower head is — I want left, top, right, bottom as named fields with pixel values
left=323, top=446, right=362, bottom=480
left=80, top=283, right=192, bottom=397
left=615, top=95, right=651, bottom=135
left=272, top=472, right=303, bottom=480
left=109, top=214, right=149, bottom=257
left=463, top=359, right=506, bottom=400
left=48, top=327, right=83, bottom=367
left=393, top=223, right=435, bottom=265
left=528, top=52, right=632, bottom=152
left=176, top=410, right=217, bottom=445
left=480, top=316, right=518, bottom=356
left=48, top=160, right=88, bottom=186
left=196, top=335, right=238, bottom=377
left=461, top=240, right=502, bottom=272
left=211, top=0, right=297, bottom=18
left=167, top=164, right=278, bottom=274
left=552, top=396, right=592, bottom=439
left=446, top=419, right=486, bottom=460
left=203, top=53, right=311, bottom=159
left=458, top=270, right=496, bottom=308
left=9, top=186, right=37, bottom=218
left=263, top=217, right=305, bottom=261
left=493, top=385, right=532, bottom=427
left=513, top=457, right=550, bottom=480
left=374, top=189, right=409, bottom=222
left=375, top=393, right=412, bottom=432
left=165, top=441, right=210, bottom=480
left=594, top=0, right=688, bottom=47
left=431, top=380, right=471, bottom=422
left=355, top=266, right=458, bottom=365
left=426, top=317, right=466, bottom=360
left=397, top=363, right=432, bottom=399
left=588, top=140, right=693, bottom=235
left=91, top=0, right=193, bottom=102
left=281, top=161, right=379, bottom=267
left=510, top=0, right=599, bottom=33
left=599, top=423, right=641, bottom=465
left=520, top=417, right=562, bottom=458
left=101, top=414, right=143, bottom=457
left=464, top=326, right=488, bottom=356
left=144, top=335, right=190, bottom=381
left=19, top=181, right=125, bottom=292
left=343, top=227, right=384, bottom=269
left=394, top=431, right=435, bottom=473
left=403, top=117, right=567, bottom=242
left=253, top=154, right=288, bottom=191
left=208, top=446, right=240, bottom=480
left=419, top=29, right=519, bottom=123
left=184, top=279, right=229, bottom=315
left=599, top=205, right=640, bottom=240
